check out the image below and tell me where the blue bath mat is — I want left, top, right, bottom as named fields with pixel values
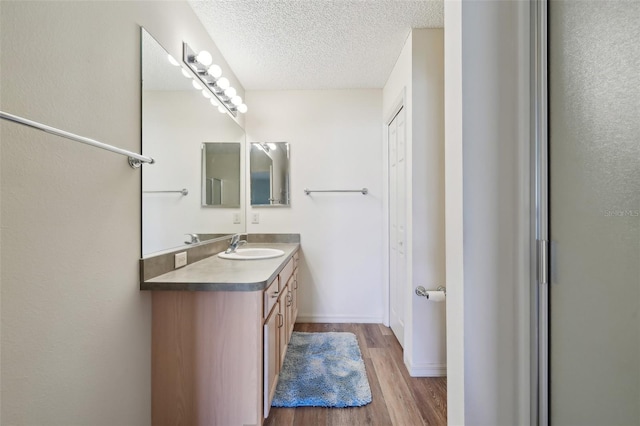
left=272, top=331, right=372, bottom=408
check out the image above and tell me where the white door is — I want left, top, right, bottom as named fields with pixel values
left=389, top=107, right=406, bottom=347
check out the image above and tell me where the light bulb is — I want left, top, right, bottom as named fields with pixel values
left=192, top=80, right=202, bottom=90
left=216, top=77, right=230, bottom=90
left=210, top=98, right=220, bottom=107
left=218, top=105, right=227, bottom=114
left=195, top=50, right=213, bottom=66
left=167, top=54, right=179, bottom=66
left=181, top=68, right=192, bottom=79
left=237, top=104, right=248, bottom=114
left=224, top=87, right=237, bottom=98
left=207, top=64, right=222, bottom=79
left=231, top=95, right=242, bottom=106
left=267, top=143, right=277, bottom=151
left=202, top=89, right=212, bottom=99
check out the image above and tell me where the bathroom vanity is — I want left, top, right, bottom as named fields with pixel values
left=141, top=237, right=300, bottom=426
left=140, top=28, right=299, bottom=425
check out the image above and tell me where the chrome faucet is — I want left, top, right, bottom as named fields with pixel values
left=225, top=233, right=248, bottom=254
left=184, top=233, right=200, bottom=244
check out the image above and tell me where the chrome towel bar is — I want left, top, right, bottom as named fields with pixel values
left=0, top=110, right=154, bottom=168
left=304, top=188, right=368, bottom=195
left=143, top=189, right=189, bottom=196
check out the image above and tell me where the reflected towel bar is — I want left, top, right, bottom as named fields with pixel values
left=0, top=110, right=155, bottom=168
left=304, top=188, right=368, bottom=195
left=143, top=189, right=188, bottom=196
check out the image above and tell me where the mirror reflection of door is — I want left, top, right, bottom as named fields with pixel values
left=206, top=178, right=222, bottom=205
left=201, top=142, right=241, bottom=208
left=250, top=142, right=290, bottom=206
left=251, top=171, right=271, bottom=205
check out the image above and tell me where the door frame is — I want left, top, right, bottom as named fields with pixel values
left=444, top=1, right=533, bottom=423
left=532, top=0, right=549, bottom=424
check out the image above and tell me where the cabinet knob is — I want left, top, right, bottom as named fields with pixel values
left=271, top=291, right=279, bottom=299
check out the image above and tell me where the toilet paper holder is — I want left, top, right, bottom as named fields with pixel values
left=415, top=285, right=446, bottom=298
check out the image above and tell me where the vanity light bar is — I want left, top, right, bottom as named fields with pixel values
left=182, top=42, right=248, bottom=117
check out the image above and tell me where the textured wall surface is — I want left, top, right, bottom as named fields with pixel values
left=549, top=1, right=640, bottom=424
left=0, top=2, right=243, bottom=424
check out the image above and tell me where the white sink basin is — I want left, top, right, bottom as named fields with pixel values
left=218, top=248, right=285, bottom=260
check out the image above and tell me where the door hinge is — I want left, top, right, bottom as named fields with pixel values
left=538, top=239, right=549, bottom=285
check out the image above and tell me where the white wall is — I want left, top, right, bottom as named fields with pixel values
left=410, top=29, right=446, bottom=377
left=0, top=2, right=244, bottom=424
left=142, top=90, right=244, bottom=255
left=382, top=29, right=446, bottom=377
left=245, top=90, right=384, bottom=323
left=445, top=1, right=531, bottom=424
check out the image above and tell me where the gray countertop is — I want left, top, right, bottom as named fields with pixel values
left=141, top=243, right=299, bottom=292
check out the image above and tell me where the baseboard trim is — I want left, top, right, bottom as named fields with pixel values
left=296, top=315, right=383, bottom=324
left=407, top=362, right=447, bottom=377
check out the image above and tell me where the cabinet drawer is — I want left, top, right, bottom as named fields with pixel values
left=279, top=258, right=294, bottom=292
left=264, top=276, right=280, bottom=319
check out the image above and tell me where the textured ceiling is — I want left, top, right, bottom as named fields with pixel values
left=188, top=1, right=444, bottom=90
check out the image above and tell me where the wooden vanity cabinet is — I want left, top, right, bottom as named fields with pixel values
left=152, top=290, right=263, bottom=426
left=263, top=255, right=299, bottom=418
left=152, top=249, right=299, bottom=426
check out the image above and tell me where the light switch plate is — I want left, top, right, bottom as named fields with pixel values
left=174, top=252, right=187, bottom=269
left=233, top=212, right=241, bottom=224
left=251, top=213, right=260, bottom=224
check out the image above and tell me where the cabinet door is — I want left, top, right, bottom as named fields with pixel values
left=264, top=302, right=280, bottom=419
left=292, top=268, right=298, bottom=325
left=278, top=292, right=288, bottom=368
left=285, top=277, right=294, bottom=339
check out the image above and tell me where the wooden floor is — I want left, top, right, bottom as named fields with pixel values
left=265, top=323, right=447, bottom=426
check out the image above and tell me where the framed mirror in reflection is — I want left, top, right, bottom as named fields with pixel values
left=141, top=28, right=245, bottom=256
left=250, top=142, right=290, bottom=206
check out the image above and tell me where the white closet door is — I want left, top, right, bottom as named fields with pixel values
left=389, top=107, right=406, bottom=347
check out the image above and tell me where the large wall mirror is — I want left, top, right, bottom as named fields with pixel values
left=250, top=142, right=290, bottom=206
left=141, top=28, right=245, bottom=256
